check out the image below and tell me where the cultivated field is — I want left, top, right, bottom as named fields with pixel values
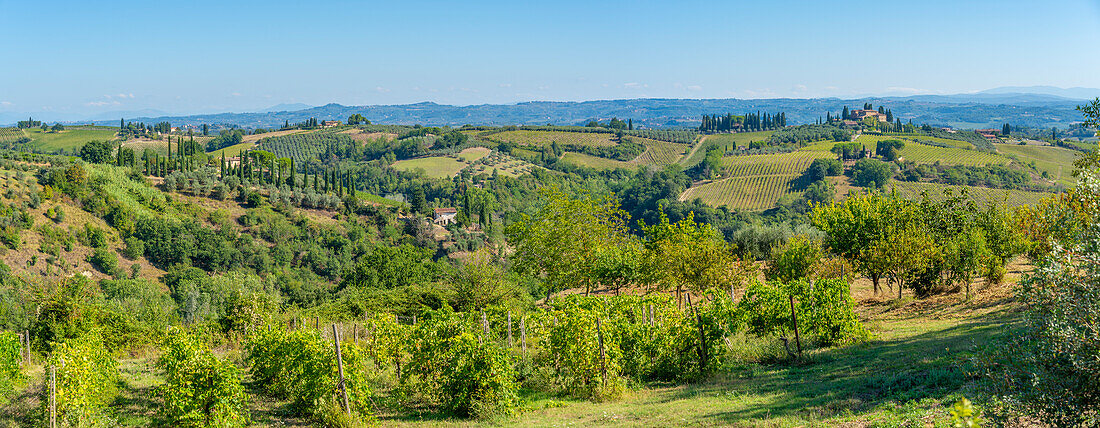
left=206, top=141, right=255, bottom=158
left=854, top=135, right=1010, bottom=166
left=476, top=152, right=539, bottom=177
left=393, top=147, right=496, bottom=179
left=995, top=143, right=1081, bottom=185
left=0, top=128, right=25, bottom=144
left=560, top=152, right=635, bottom=170
left=23, top=126, right=118, bottom=151
left=243, top=129, right=305, bottom=143
left=632, top=138, right=690, bottom=165
left=680, top=131, right=777, bottom=167
left=883, top=180, right=1055, bottom=207
left=486, top=130, right=618, bottom=147
left=680, top=151, right=834, bottom=210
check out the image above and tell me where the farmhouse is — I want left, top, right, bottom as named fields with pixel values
left=434, top=207, right=458, bottom=225
left=321, top=120, right=341, bottom=128
left=976, top=129, right=1000, bottom=142
left=850, top=109, right=888, bottom=122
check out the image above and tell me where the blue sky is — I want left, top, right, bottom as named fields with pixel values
left=2, top=0, right=1099, bottom=120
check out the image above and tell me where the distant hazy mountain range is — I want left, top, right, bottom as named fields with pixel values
left=4, top=86, right=1096, bottom=130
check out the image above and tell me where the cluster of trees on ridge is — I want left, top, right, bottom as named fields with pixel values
left=699, top=111, right=787, bottom=133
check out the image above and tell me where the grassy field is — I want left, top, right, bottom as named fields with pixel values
left=206, top=141, right=256, bottom=158
left=457, top=147, right=492, bottom=162
left=679, top=151, right=835, bottom=210
left=243, top=129, right=304, bottom=143
left=561, top=152, right=636, bottom=170
left=393, top=148, right=498, bottom=179
left=703, top=131, right=775, bottom=150
left=854, top=135, right=1010, bottom=166
left=995, top=143, right=1081, bottom=185
left=394, top=156, right=470, bottom=178
left=880, top=180, right=1055, bottom=207
left=23, top=126, right=118, bottom=151
left=486, top=130, right=618, bottom=147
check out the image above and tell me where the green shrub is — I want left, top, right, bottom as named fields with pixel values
left=246, top=327, right=375, bottom=420
left=405, top=307, right=518, bottom=418
left=737, top=278, right=866, bottom=347
left=122, top=236, right=144, bottom=259
left=43, top=332, right=118, bottom=427
left=159, top=327, right=247, bottom=427
left=87, top=248, right=120, bottom=277
left=0, top=331, right=24, bottom=403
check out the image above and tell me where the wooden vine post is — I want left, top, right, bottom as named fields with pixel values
left=49, top=364, right=56, bottom=428
left=331, top=324, right=350, bottom=414
left=520, top=317, right=527, bottom=359
left=789, top=295, right=802, bottom=359
left=686, top=294, right=707, bottom=373
left=507, top=311, right=513, bottom=348
left=595, top=317, right=607, bottom=387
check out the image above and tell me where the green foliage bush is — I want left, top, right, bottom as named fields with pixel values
left=87, top=247, right=120, bottom=277
left=43, top=332, right=118, bottom=427
left=979, top=170, right=1100, bottom=425
left=405, top=307, right=518, bottom=418
left=159, top=327, right=247, bottom=427
left=737, top=278, right=866, bottom=347
left=246, top=327, right=374, bottom=420
left=0, top=331, right=23, bottom=403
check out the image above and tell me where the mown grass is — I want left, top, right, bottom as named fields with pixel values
left=207, top=141, right=257, bottom=158
left=457, top=147, right=492, bottom=162
left=703, top=131, right=775, bottom=150
left=393, top=156, right=470, bottom=179
left=560, top=152, right=637, bottom=170
left=24, top=126, right=119, bottom=151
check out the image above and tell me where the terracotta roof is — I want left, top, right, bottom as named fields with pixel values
left=434, top=207, right=458, bottom=215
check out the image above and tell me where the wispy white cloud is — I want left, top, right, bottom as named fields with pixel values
left=884, top=86, right=941, bottom=95
left=375, top=86, right=391, bottom=93
left=623, top=82, right=648, bottom=89
left=86, top=101, right=121, bottom=107
left=687, top=85, right=703, bottom=91
left=0, top=101, right=11, bottom=106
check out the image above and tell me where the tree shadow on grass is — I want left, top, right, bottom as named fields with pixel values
left=668, top=309, right=1020, bottom=424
